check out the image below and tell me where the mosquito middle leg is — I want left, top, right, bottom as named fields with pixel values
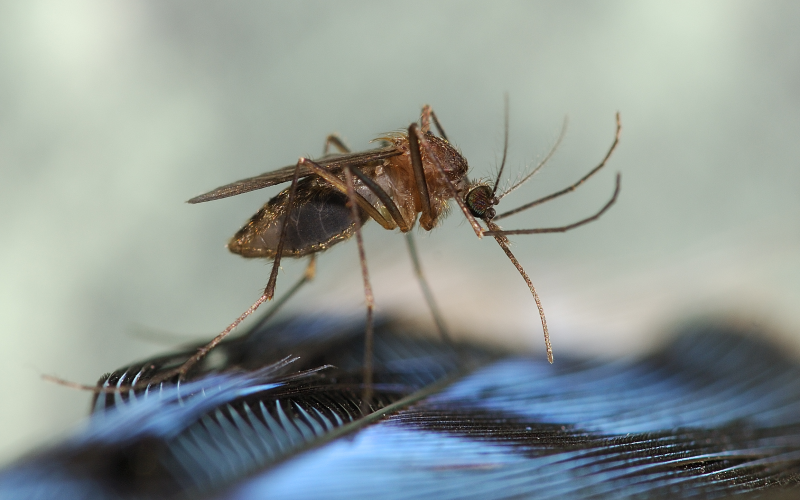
left=407, top=123, right=434, bottom=228
left=342, top=165, right=451, bottom=345
left=347, top=167, right=410, bottom=232
left=405, top=231, right=453, bottom=345
left=301, top=160, right=396, bottom=230
left=343, top=165, right=375, bottom=415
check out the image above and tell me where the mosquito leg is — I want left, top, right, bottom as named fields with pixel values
left=420, top=105, right=432, bottom=134
left=429, top=109, right=449, bottom=142
left=302, top=159, right=395, bottom=230
left=344, top=171, right=452, bottom=346
left=165, top=158, right=306, bottom=381
left=486, top=220, right=553, bottom=364
left=410, top=124, right=485, bottom=237
left=42, top=254, right=317, bottom=394
left=407, top=123, right=434, bottom=229
left=420, top=105, right=449, bottom=141
left=343, top=165, right=375, bottom=415
left=264, top=158, right=306, bottom=299
left=323, top=134, right=351, bottom=155
left=484, top=173, right=621, bottom=236
left=347, top=166, right=410, bottom=232
left=247, top=255, right=317, bottom=335
left=405, top=231, right=452, bottom=344
left=494, top=113, right=621, bottom=221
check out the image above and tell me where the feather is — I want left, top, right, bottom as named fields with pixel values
left=2, top=317, right=800, bottom=499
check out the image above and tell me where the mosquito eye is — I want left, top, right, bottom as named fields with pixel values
left=466, top=186, right=494, bottom=219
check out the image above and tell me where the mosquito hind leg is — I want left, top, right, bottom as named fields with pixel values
left=165, top=157, right=306, bottom=381
left=246, top=255, right=317, bottom=335
left=46, top=254, right=318, bottom=394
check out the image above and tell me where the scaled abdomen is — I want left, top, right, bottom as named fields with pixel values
left=228, top=177, right=368, bottom=259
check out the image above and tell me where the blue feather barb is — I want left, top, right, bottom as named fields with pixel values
left=2, top=316, right=800, bottom=499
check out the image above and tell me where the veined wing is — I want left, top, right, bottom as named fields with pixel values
left=187, top=145, right=402, bottom=204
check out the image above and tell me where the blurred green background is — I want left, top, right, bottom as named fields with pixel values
left=2, top=1, right=799, bottom=465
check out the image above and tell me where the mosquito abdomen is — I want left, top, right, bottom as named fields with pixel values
left=229, top=181, right=368, bottom=259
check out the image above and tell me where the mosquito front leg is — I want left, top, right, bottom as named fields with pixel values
left=344, top=165, right=376, bottom=415
left=410, top=124, right=484, bottom=237
left=485, top=219, right=553, bottom=364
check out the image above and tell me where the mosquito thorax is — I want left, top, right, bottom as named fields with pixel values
left=465, top=184, right=497, bottom=220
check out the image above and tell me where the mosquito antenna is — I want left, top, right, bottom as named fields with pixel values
left=491, top=94, right=510, bottom=197
left=497, top=116, right=568, bottom=201
left=485, top=220, right=553, bottom=363
left=495, top=113, right=620, bottom=220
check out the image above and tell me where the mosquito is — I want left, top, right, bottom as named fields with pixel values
left=174, top=102, right=621, bottom=409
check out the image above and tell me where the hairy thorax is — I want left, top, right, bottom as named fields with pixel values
left=380, top=132, right=469, bottom=231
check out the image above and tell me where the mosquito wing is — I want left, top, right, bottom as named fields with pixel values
left=187, top=145, right=402, bottom=204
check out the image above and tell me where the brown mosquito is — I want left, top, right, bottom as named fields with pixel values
left=169, top=102, right=621, bottom=409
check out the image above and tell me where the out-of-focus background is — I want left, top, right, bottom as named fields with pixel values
left=1, top=1, right=799, bottom=466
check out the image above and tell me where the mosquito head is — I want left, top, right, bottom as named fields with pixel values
left=465, top=183, right=499, bottom=221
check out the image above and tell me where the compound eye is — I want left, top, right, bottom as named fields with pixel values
left=466, top=185, right=494, bottom=219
